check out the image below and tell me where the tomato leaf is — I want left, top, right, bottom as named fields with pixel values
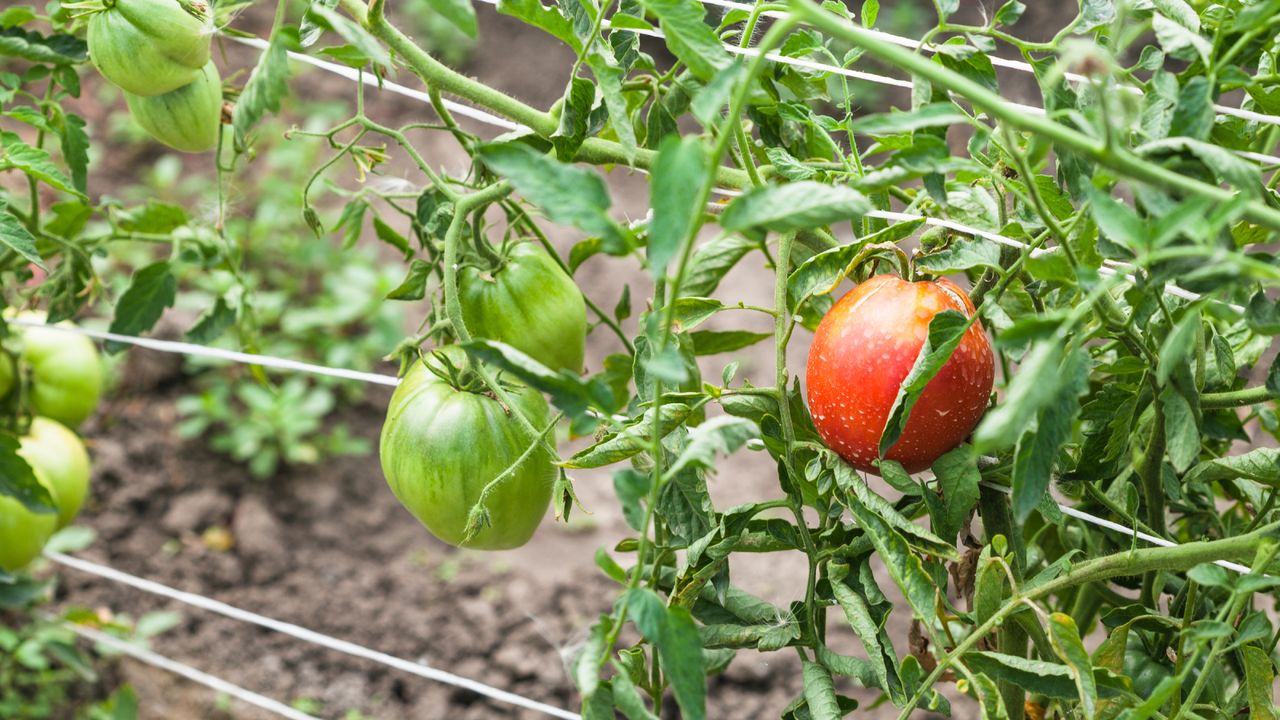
left=721, top=182, right=870, bottom=234
left=459, top=338, right=606, bottom=421
left=852, top=103, right=968, bottom=136
left=801, top=660, right=842, bottom=720
left=664, top=416, right=758, bottom=479
left=186, top=296, right=237, bottom=345
left=0, top=434, right=55, bottom=515
left=1242, top=644, right=1277, bottom=720
left=2, top=131, right=81, bottom=197
left=649, top=135, right=709, bottom=280
left=422, top=0, right=477, bottom=37
left=929, top=445, right=981, bottom=542
left=689, top=329, right=770, bottom=355
left=0, top=26, right=86, bottom=65
left=828, top=571, right=904, bottom=702
left=1047, top=613, right=1097, bottom=718
left=878, top=310, right=973, bottom=458
left=625, top=588, right=706, bottom=720
left=0, top=199, right=43, bottom=269
left=564, top=403, right=693, bottom=468
left=107, top=262, right=177, bottom=354
left=787, top=220, right=924, bottom=309
left=638, top=0, right=728, bottom=81
left=478, top=142, right=628, bottom=249
left=56, top=112, right=88, bottom=194
left=1185, top=447, right=1280, bottom=487
left=1010, top=345, right=1090, bottom=521
left=233, top=27, right=293, bottom=147
left=551, top=76, right=595, bottom=160
left=683, top=235, right=756, bottom=297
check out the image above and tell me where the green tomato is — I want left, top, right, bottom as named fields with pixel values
left=1123, top=634, right=1226, bottom=702
left=125, top=60, right=223, bottom=154
left=88, top=0, right=212, bottom=96
left=0, top=493, right=57, bottom=573
left=15, top=314, right=104, bottom=429
left=459, top=243, right=587, bottom=374
left=18, top=417, right=91, bottom=529
left=1124, top=635, right=1173, bottom=697
left=379, top=351, right=555, bottom=550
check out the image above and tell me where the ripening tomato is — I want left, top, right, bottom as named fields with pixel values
left=459, top=243, right=587, bottom=373
left=18, top=417, right=91, bottom=529
left=10, top=314, right=104, bottom=430
left=87, top=0, right=213, bottom=96
left=379, top=350, right=555, bottom=550
left=805, top=275, right=994, bottom=474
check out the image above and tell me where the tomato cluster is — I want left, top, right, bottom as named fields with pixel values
left=379, top=244, right=585, bottom=550
left=87, top=0, right=221, bottom=153
left=0, top=320, right=101, bottom=572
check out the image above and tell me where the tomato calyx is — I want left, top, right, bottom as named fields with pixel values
left=416, top=348, right=522, bottom=407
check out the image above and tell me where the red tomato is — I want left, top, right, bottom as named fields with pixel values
left=805, top=275, right=994, bottom=474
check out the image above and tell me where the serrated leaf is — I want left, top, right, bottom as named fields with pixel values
left=2, top=131, right=80, bottom=196
left=57, top=113, right=88, bottom=194
left=639, top=0, right=729, bottom=81
left=649, top=135, right=708, bottom=280
left=0, top=26, right=86, bottom=64
left=915, top=236, right=1001, bottom=274
left=852, top=103, right=967, bottom=135
left=107, top=262, right=177, bottom=353
left=787, top=220, right=924, bottom=306
left=0, top=199, right=42, bottom=268
left=304, top=8, right=391, bottom=69
left=1047, top=613, right=1097, bottom=718
left=722, top=182, right=870, bottom=234
left=1185, top=447, right=1280, bottom=487
left=564, top=403, right=693, bottom=468
left=625, top=588, right=706, bottom=720
left=233, top=27, right=293, bottom=144
left=478, top=142, right=627, bottom=248
left=878, top=310, right=974, bottom=456
left=186, top=297, right=236, bottom=345
left=665, top=415, right=757, bottom=478
left=689, top=329, right=771, bottom=355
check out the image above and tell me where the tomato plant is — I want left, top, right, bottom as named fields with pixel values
left=3, top=0, right=1280, bottom=718
left=378, top=351, right=555, bottom=550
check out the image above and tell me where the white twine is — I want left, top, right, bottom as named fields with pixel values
left=47, top=551, right=583, bottom=720
left=61, top=622, right=323, bottom=720
left=8, top=318, right=402, bottom=387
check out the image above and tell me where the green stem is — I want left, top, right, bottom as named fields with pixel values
left=338, top=0, right=756, bottom=190
left=1200, top=384, right=1279, bottom=409
left=789, top=0, right=1280, bottom=232
left=894, top=521, right=1280, bottom=720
